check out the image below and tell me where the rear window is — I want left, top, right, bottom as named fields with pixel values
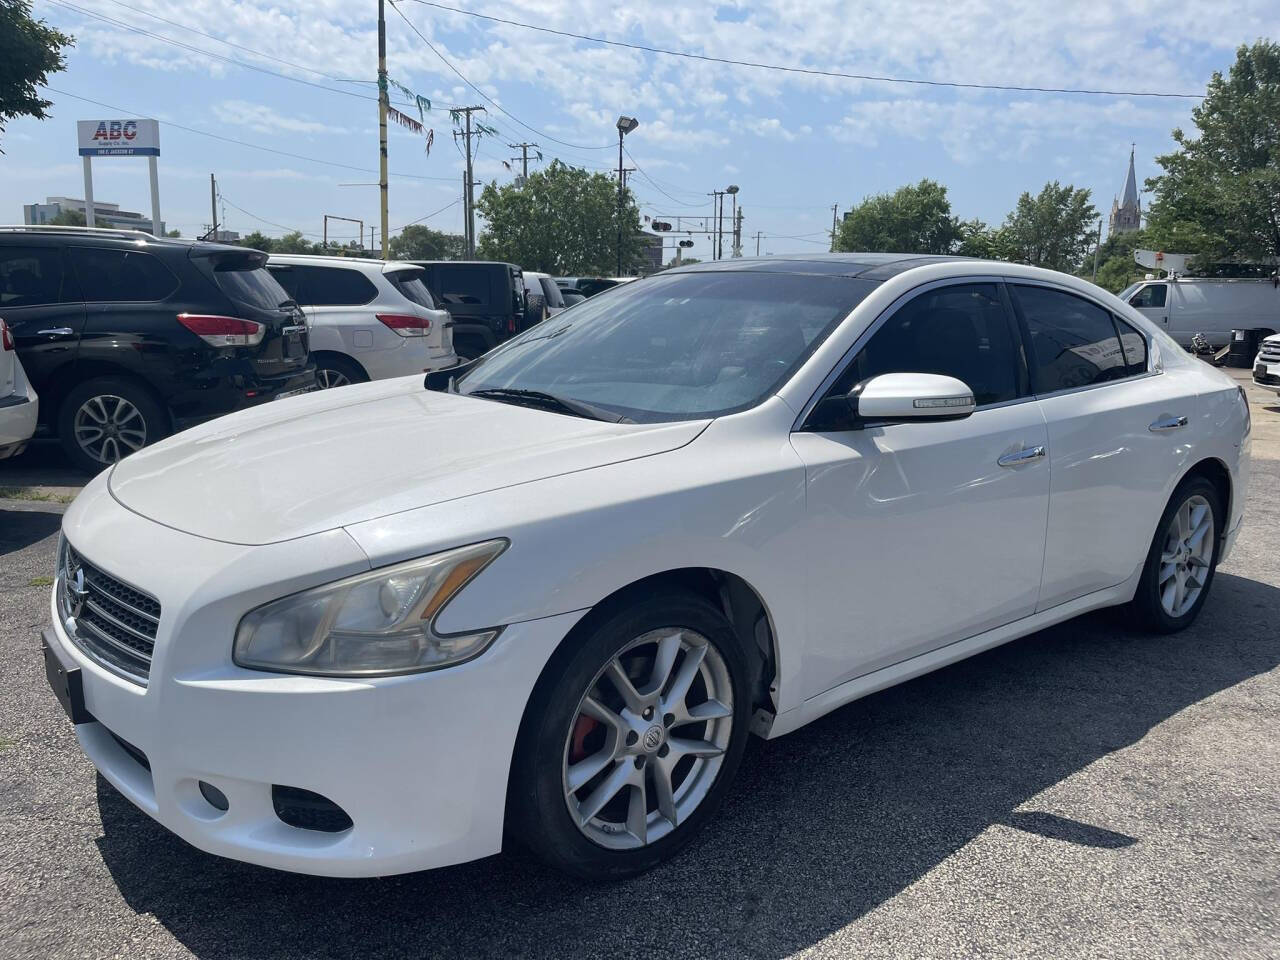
left=387, top=271, right=436, bottom=309
left=68, top=247, right=178, bottom=302
left=432, top=266, right=490, bottom=306
left=215, top=262, right=291, bottom=311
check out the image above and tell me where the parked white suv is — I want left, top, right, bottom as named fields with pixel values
left=1255, top=332, right=1280, bottom=396
left=43, top=255, right=1249, bottom=881
left=267, top=255, right=456, bottom=388
left=0, top=317, right=38, bottom=459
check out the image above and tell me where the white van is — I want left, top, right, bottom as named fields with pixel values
left=1119, top=278, right=1279, bottom=348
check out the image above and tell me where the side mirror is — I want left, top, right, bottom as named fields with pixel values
left=809, top=372, right=975, bottom=429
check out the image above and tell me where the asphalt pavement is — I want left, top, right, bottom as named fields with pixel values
left=1, top=371, right=1277, bottom=959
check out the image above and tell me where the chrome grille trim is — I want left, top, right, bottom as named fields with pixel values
left=57, top=538, right=160, bottom=686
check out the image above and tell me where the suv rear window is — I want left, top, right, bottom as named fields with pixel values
left=215, top=261, right=291, bottom=311
left=387, top=271, right=436, bottom=309
left=68, top=247, right=178, bottom=302
left=432, top=266, right=490, bottom=306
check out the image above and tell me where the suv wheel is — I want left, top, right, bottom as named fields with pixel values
left=508, top=589, right=750, bottom=879
left=313, top=354, right=368, bottom=389
left=58, top=377, right=167, bottom=473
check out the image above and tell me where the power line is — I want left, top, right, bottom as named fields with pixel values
left=387, top=0, right=616, bottom=149
left=407, top=0, right=1206, bottom=100
left=44, top=87, right=461, bottom=182
left=623, top=147, right=707, bottom=208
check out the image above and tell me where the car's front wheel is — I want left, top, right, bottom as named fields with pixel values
left=58, top=377, right=168, bottom=473
left=1127, top=475, right=1224, bottom=633
left=508, top=589, right=750, bottom=879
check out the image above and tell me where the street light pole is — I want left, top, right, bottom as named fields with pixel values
left=615, top=116, right=639, bottom=276
left=725, top=184, right=739, bottom=258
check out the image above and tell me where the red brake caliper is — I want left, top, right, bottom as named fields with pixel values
left=569, top=714, right=599, bottom=764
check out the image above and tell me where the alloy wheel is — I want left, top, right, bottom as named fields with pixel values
left=74, top=394, right=148, bottom=464
left=1159, top=493, right=1214, bottom=618
left=316, top=368, right=351, bottom=389
left=562, top=628, right=734, bottom=850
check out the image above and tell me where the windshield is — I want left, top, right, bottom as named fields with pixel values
left=1117, top=282, right=1142, bottom=302
left=457, top=271, right=876, bottom=423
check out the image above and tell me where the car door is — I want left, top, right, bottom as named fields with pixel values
left=0, top=241, right=86, bottom=403
left=790, top=279, right=1051, bottom=696
left=1010, top=282, right=1184, bottom=609
left=1127, top=282, right=1174, bottom=342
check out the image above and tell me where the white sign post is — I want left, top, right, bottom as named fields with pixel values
left=76, top=119, right=162, bottom=233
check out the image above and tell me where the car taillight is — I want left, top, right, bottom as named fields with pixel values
left=0, top=319, right=13, bottom=351
left=177, top=314, right=265, bottom=347
left=377, top=313, right=431, bottom=337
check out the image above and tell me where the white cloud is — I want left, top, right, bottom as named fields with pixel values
left=211, top=100, right=346, bottom=136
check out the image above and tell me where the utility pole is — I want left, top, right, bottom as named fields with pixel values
left=830, top=204, right=839, bottom=251
left=377, top=0, right=389, bottom=258
left=453, top=106, right=486, bottom=258
left=754, top=231, right=763, bottom=256
left=209, top=174, right=218, bottom=240
left=508, top=142, right=539, bottom=180
left=615, top=116, right=639, bottom=275
left=733, top=207, right=743, bottom=258
left=1092, top=217, right=1104, bottom=281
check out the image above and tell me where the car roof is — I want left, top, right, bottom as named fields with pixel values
left=0, top=225, right=246, bottom=255
left=267, top=253, right=390, bottom=269
left=668, top=252, right=972, bottom=281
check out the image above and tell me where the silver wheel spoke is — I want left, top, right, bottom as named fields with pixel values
left=1158, top=561, right=1177, bottom=585
left=664, top=641, right=708, bottom=718
left=605, top=660, right=647, bottom=713
left=576, top=762, right=632, bottom=824
left=686, top=698, right=733, bottom=723
left=669, top=736, right=724, bottom=760
left=580, top=696, right=625, bottom=735
left=75, top=426, right=104, bottom=442
left=651, top=758, right=678, bottom=827
left=566, top=750, right=617, bottom=794
left=643, top=630, right=683, bottom=698
left=625, top=779, right=648, bottom=844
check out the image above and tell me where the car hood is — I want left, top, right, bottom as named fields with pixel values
left=108, top=377, right=707, bottom=545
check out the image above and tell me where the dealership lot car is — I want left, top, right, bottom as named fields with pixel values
left=43, top=255, right=1249, bottom=880
left=0, top=317, right=39, bottom=459
left=266, top=255, right=456, bottom=387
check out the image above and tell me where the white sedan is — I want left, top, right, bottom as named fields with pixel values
left=42, top=255, right=1249, bottom=880
left=0, top=317, right=38, bottom=460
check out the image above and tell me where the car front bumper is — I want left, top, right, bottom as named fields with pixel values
left=1254, top=356, right=1280, bottom=394
left=46, top=479, right=583, bottom=877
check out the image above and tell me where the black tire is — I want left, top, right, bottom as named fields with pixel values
left=312, top=354, right=368, bottom=390
left=57, top=376, right=168, bottom=474
left=508, top=589, right=751, bottom=880
left=1125, top=475, right=1224, bottom=633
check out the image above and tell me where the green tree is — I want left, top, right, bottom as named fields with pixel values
left=388, top=224, right=465, bottom=261
left=475, top=160, right=645, bottom=273
left=954, top=218, right=1013, bottom=260
left=239, top=230, right=275, bottom=253
left=1086, top=229, right=1149, bottom=293
left=1146, top=41, right=1280, bottom=265
left=273, top=231, right=319, bottom=254
left=0, top=0, right=73, bottom=153
left=164, top=228, right=181, bottom=238
left=48, top=208, right=85, bottom=226
left=834, top=179, right=962, bottom=254
left=1000, top=181, right=1098, bottom=272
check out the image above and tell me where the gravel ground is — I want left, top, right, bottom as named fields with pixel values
left=1, top=373, right=1277, bottom=960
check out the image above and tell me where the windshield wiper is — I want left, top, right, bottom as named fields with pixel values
left=465, top=388, right=630, bottom=423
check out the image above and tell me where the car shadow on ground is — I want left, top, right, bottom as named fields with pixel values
left=93, top=572, right=1279, bottom=960
left=0, top=507, right=63, bottom=557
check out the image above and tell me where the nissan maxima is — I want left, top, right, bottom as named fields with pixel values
left=42, top=254, right=1251, bottom=880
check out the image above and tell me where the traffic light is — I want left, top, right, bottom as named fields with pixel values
left=679, top=239, right=694, bottom=248
left=651, top=221, right=672, bottom=232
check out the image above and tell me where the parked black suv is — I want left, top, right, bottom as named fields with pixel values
left=412, top=260, right=526, bottom=359
left=0, top=227, right=314, bottom=472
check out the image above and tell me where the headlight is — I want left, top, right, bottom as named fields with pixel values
left=233, top=540, right=507, bottom=677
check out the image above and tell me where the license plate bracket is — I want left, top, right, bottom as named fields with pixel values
left=43, top=629, right=91, bottom=724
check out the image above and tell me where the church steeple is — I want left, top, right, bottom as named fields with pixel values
left=1109, top=145, right=1142, bottom=237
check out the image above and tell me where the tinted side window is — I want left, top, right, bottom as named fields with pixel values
left=0, top=246, right=67, bottom=307
left=293, top=266, right=376, bottom=307
left=387, top=273, right=436, bottom=309
left=68, top=247, right=179, bottom=302
left=267, top=265, right=302, bottom=301
left=433, top=267, right=490, bottom=306
left=1014, top=285, right=1126, bottom=392
left=838, top=282, right=1020, bottom=406
left=1115, top=315, right=1148, bottom=375
left=1129, top=284, right=1166, bottom=309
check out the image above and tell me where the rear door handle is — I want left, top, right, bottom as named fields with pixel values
left=37, top=327, right=75, bottom=337
left=998, top=445, right=1046, bottom=468
left=1149, top=415, right=1188, bottom=432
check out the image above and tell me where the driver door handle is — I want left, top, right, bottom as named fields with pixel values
left=1149, top=415, right=1188, bottom=432
left=998, top=445, right=1046, bottom=468
left=37, top=327, right=75, bottom=337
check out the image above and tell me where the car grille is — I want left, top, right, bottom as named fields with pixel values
left=57, top=539, right=160, bottom=685
left=1259, top=341, right=1280, bottom=363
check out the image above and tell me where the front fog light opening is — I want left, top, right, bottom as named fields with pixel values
left=198, top=780, right=229, bottom=812
left=272, top=785, right=353, bottom=833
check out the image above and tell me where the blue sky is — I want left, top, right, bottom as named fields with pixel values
left=2, top=0, right=1273, bottom=262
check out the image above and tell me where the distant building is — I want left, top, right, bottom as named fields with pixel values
left=637, top=232, right=664, bottom=274
left=23, top=196, right=165, bottom=235
left=207, top=229, right=240, bottom=242
left=1108, top=148, right=1141, bottom=238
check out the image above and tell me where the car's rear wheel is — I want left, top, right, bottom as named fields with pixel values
left=508, top=590, right=750, bottom=879
left=58, top=377, right=167, bottom=473
left=1126, top=476, right=1223, bottom=633
left=313, top=354, right=368, bottom=389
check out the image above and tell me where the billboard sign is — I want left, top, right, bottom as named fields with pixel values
left=77, top=118, right=160, bottom=157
